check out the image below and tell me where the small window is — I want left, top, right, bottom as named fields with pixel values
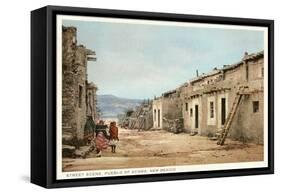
left=261, top=67, right=264, bottom=77
left=154, top=109, right=156, bottom=121
left=190, top=108, right=193, bottom=117
left=253, top=101, right=259, bottom=113
left=210, top=101, right=214, bottom=118
left=79, top=85, right=83, bottom=108
left=185, top=103, right=188, bottom=111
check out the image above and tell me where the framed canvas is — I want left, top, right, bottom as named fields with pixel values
left=31, top=5, right=274, bottom=188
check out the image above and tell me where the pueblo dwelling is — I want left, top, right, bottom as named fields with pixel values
left=62, top=26, right=98, bottom=156
left=153, top=51, right=265, bottom=144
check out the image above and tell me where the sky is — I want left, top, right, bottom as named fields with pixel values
left=62, top=19, right=264, bottom=99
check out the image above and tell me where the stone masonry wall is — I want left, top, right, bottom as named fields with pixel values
left=62, top=26, right=97, bottom=146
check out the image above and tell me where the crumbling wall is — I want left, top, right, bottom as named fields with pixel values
left=62, top=27, right=77, bottom=140
left=62, top=26, right=97, bottom=155
left=74, top=46, right=88, bottom=139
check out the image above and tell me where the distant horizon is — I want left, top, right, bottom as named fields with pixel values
left=63, top=18, right=264, bottom=99
left=97, top=93, right=152, bottom=100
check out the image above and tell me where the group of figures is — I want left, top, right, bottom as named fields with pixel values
left=84, top=120, right=119, bottom=157
left=85, top=120, right=119, bottom=157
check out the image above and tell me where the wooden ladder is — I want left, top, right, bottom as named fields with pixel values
left=131, top=119, right=137, bottom=129
left=139, top=118, right=145, bottom=130
left=217, top=86, right=248, bottom=145
left=130, top=108, right=142, bottom=129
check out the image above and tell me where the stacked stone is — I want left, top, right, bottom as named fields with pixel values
left=61, top=26, right=97, bottom=158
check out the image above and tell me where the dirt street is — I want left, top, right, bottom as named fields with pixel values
left=62, top=128, right=263, bottom=172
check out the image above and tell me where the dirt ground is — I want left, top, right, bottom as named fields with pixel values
left=62, top=128, right=263, bottom=172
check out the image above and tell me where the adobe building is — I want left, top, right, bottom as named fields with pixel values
left=152, top=51, right=264, bottom=143
left=152, top=89, right=182, bottom=130
left=182, top=51, right=264, bottom=143
left=62, top=26, right=97, bottom=150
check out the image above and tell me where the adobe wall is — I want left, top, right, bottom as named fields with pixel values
left=181, top=52, right=264, bottom=143
left=152, top=99, right=162, bottom=129
left=229, top=91, right=264, bottom=144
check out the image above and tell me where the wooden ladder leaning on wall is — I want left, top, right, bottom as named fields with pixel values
left=130, top=108, right=142, bottom=129
left=217, top=86, right=249, bottom=145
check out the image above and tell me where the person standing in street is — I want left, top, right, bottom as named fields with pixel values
left=109, top=121, right=119, bottom=153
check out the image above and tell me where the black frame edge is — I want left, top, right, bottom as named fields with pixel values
left=268, top=20, right=274, bottom=174
left=46, top=5, right=274, bottom=25
left=31, top=6, right=48, bottom=188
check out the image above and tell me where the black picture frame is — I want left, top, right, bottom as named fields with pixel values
left=31, top=5, right=274, bottom=188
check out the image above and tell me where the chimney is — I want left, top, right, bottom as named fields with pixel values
left=196, top=70, right=199, bottom=77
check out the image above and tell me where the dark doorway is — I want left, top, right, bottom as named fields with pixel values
left=195, top=105, right=199, bottom=128
left=221, top=98, right=226, bottom=125
left=158, top=109, right=160, bottom=127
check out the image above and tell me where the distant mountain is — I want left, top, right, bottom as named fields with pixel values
left=97, top=94, right=143, bottom=118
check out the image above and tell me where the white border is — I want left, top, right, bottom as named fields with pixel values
left=56, top=15, right=269, bottom=180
